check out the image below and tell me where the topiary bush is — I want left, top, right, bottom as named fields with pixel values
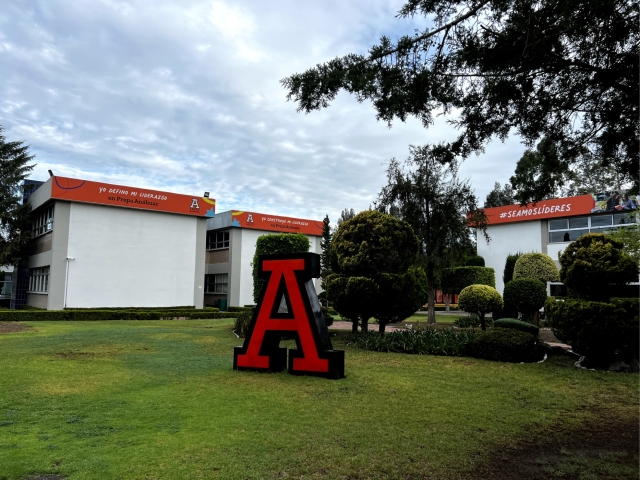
left=441, top=266, right=496, bottom=295
left=558, top=233, right=638, bottom=302
left=467, top=328, right=538, bottom=362
left=502, top=278, right=547, bottom=323
left=494, top=318, right=539, bottom=337
left=233, top=308, right=254, bottom=338
left=546, top=297, right=639, bottom=367
left=457, top=284, right=503, bottom=331
left=252, top=233, right=310, bottom=303
left=513, top=252, right=559, bottom=283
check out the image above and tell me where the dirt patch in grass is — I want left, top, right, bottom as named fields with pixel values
left=23, top=475, right=65, bottom=480
left=0, top=322, right=33, bottom=334
left=466, top=409, right=639, bottom=480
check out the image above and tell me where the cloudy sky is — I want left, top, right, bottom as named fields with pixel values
left=1, top=0, right=526, bottom=223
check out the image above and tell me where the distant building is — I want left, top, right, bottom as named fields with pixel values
left=10, top=176, right=322, bottom=310
left=478, top=193, right=638, bottom=296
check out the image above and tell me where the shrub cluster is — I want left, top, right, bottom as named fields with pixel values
left=351, top=329, right=476, bottom=356
left=454, top=316, right=479, bottom=328
left=546, top=297, right=639, bottom=366
left=0, top=309, right=235, bottom=322
left=463, top=255, right=485, bottom=267
left=493, top=318, right=539, bottom=336
left=227, top=306, right=253, bottom=313
left=467, top=328, right=538, bottom=363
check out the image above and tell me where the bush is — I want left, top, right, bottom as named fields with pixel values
left=351, top=328, right=476, bottom=356
left=458, top=284, right=503, bottom=330
left=252, top=233, right=310, bottom=303
left=467, top=328, right=538, bottom=362
left=234, top=308, right=254, bottom=338
left=546, top=297, right=639, bottom=366
left=464, top=255, right=485, bottom=267
left=503, top=252, right=522, bottom=285
left=513, top=252, right=560, bottom=284
left=502, top=278, right=547, bottom=322
left=441, top=266, right=496, bottom=294
left=227, top=306, right=252, bottom=313
left=558, top=233, right=638, bottom=302
left=494, top=318, right=539, bottom=337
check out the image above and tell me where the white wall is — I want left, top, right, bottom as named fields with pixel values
left=65, top=203, right=199, bottom=308
left=477, top=221, right=543, bottom=295
left=235, top=230, right=322, bottom=307
left=547, top=243, right=568, bottom=268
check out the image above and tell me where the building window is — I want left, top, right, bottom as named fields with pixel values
left=548, top=213, right=637, bottom=243
left=207, top=230, right=229, bottom=250
left=28, top=267, right=50, bottom=293
left=32, top=205, right=54, bottom=237
left=205, top=273, right=228, bottom=294
left=0, top=271, right=12, bottom=299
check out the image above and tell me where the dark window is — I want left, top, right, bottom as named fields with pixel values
left=591, top=214, right=612, bottom=227
left=206, top=230, right=230, bottom=250
left=205, top=274, right=228, bottom=294
left=549, top=219, right=568, bottom=230
left=568, top=217, right=588, bottom=229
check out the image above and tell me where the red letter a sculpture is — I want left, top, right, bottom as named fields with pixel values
left=233, top=253, right=345, bottom=379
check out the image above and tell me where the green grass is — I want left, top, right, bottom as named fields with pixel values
left=0, top=320, right=637, bottom=479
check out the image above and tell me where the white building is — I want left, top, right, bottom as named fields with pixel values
left=11, top=176, right=322, bottom=310
left=478, top=193, right=638, bottom=295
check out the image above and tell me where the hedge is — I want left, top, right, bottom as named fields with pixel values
left=63, top=306, right=198, bottom=311
left=0, top=309, right=238, bottom=322
left=467, top=328, right=538, bottom=363
left=545, top=297, right=639, bottom=366
left=441, top=266, right=495, bottom=294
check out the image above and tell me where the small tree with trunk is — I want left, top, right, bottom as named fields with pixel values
left=377, top=145, right=488, bottom=324
left=326, top=210, right=428, bottom=333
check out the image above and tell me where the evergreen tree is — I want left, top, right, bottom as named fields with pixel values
left=319, top=214, right=332, bottom=301
left=377, top=144, right=488, bottom=324
left=0, top=126, right=35, bottom=266
left=484, top=182, right=515, bottom=208
left=283, top=0, right=638, bottom=196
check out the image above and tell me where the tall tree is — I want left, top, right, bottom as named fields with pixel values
left=282, top=0, right=639, bottom=197
left=484, top=182, right=515, bottom=208
left=335, top=208, right=356, bottom=230
left=319, top=214, right=332, bottom=304
left=0, top=126, right=35, bottom=266
left=377, top=144, right=487, bottom=324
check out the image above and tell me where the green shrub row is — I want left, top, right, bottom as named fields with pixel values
left=441, top=266, right=496, bottom=294
left=493, top=318, right=539, bottom=336
left=227, top=306, right=253, bottom=313
left=234, top=308, right=254, bottom=337
left=352, top=326, right=540, bottom=362
left=351, top=329, right=477, bottom=356
left=0, top=309, right=237, bottom=322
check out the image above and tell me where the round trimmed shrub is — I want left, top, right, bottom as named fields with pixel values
left=513, top=253, right=559, bottom=283
left=494, top=318, right=539, bottom=337
left=458, top=284, right=503, bottom=331
left=468, top=328, right=537, bottom=362
left=503, top=278, right=547, bottom=322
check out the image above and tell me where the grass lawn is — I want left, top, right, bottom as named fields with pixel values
left=0, top=319, right=637, bottom=480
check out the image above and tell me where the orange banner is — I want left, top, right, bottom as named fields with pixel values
left=51, top=177, right=215, bottom=217
left=231, top=210, right=323, bottom=236
left=484, top=195, right=596, bottom=225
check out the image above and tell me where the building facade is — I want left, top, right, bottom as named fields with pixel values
left=478, top=193, right=638, bottom=295
left=10, top=176, right=323, bottom=310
